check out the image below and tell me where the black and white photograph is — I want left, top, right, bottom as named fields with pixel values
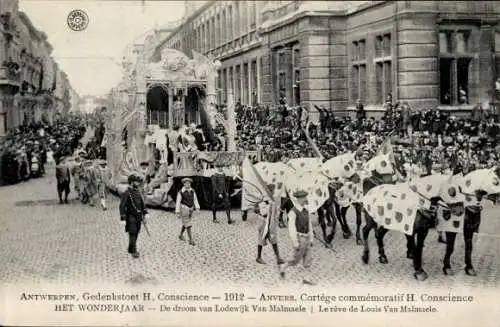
left=0, top=1, right=499, bottom=326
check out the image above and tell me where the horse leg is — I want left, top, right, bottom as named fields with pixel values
left=375, top=226, right=389, bottom=264
left=464, top=226, right=477, bottom=276
left=443, top=232, right=457, bottom=275
left=317, top=208, right=329, bottom=246
left=325, top=203, right=333, bottom=226
left=361, top=214, right=376, bottom=264
left=438, top=231, right=446, bottom=244
left=339, top=206, right=353, bottom=239
left=406, top=234, right=415, bottom=259
left=325, top=203, right=337, bottom=243
left=354, top=203, right=364, bottom=245
left=413, top=228, right=430, bottom=281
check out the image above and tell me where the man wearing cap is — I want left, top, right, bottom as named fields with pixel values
left=175, top=177, right=200, bottom=246
left=210, top=163, right=234, bottom=224
left=256, top=184, right=285, bottom=265
left=119, top=173, right=148, bottom=258
left=279, top=189, right=315, bottom=285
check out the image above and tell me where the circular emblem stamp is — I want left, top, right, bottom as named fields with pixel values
left=67, top=9, right=89, bottom=31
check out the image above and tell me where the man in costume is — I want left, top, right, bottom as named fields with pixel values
left=119, top=173, right=148, bottom=258
left=175, top=177, right=200, bottom=246
left=211, top=162, right=234, bottom=224
left=55, top=157, right=71, bottom=204
left=256, top=184, right=285, bottom=265
left=279, top=190, right=315, bottom=285
left=95, top=159, right=111, bottom=210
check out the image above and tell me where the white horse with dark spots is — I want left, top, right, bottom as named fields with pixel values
left=329, top=153, right=396, bottom=245
left=366, top=174, right=466, bottom=281
left=438, top=169, right=500, bottom=276
left=360, top=183, right=436, bottom=280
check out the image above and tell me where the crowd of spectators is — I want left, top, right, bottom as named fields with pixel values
left=0, top=113, right=91, bottom=185
left=235, top=99, right=500, bottom=176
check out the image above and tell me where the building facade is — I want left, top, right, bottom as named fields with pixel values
left=0, top=0, right=76, bottom=137
left=68, top=87, right=80, bottom=113
left=159, top=0, right=500, bottom=116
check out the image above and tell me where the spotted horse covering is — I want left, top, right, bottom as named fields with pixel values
left=435, top=169, right=500, bottom=234
left=407, top=173, right=466, bottom=234
left=362, top=183, right=431, bottom=235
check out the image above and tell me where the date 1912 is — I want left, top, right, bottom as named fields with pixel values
left=224, top=293, right=245, bottom=301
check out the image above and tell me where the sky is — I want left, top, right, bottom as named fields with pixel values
left=19, top=0, right=187, bottom=97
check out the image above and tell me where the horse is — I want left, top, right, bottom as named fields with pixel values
left=373, top=174, right=465, bottom=281
left=332, top=153, right=396, bottom=245
left=360, top=183, right=437, bottom=281
left=438, top=169, right=500, bottom=276
left=254, top=158, right=335, bottom=245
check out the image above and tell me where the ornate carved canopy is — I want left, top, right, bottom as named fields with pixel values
left=145, top=48, right=218, bottom=87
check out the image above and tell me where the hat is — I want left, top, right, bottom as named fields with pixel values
left=293, top=189, right=308, bottom=198
left=139, top=161, right=149, bottom=167
left=182, top=177, right=193, bottom=184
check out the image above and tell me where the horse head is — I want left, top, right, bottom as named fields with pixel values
left=364, top=153, right=395, bottom=184
left=459, top=168, right=500, bottom=211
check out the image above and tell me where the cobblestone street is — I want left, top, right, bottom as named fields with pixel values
left=1, top=169, right=499, bottom=289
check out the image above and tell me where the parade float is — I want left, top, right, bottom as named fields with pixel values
left=105, top=32, right=260, bottom=209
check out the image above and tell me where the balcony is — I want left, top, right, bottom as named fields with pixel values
left=0, top=66, right=21, bottom=87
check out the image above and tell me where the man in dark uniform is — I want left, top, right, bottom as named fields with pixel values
left=119, top=173, right=148, bottom=258
left=211, top=163, right=234, bottom=224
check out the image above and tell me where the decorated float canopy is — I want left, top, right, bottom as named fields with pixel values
left=146, top=48, right=221, bottom=84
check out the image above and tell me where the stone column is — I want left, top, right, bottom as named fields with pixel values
left=226, top=68, right=230, bottom=103
left=247, top=62, right=252, bottom=105
left=226, top=88, right=236, bottom=151
left=257, top=56, right=261, bottom=103
left=168, top=87, right=174, bottom=129
left=284, top=45, right=294, bottom=105
left=206, top=76, right=217, bottom=128
left=240, top=63, right=244, bottom=104
left=478, top=23, right=495, bottom=106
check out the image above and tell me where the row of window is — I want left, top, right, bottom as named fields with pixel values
left=276, top=46, right=301, bottom=105
left=209, top=27, right=493, bottom=107
left=351, top=29, right=480, bottom=106
left=191, top=1, right=261, bottom=54
left=217, top=58, right=262, bottom=105
left=352, top=34, right=392, bottom=62
left=351, top=34, right=393, bottom=104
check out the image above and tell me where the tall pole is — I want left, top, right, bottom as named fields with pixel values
left=226, top=87, right=236, bottom=151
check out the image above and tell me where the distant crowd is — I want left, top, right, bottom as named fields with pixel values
left=0, top=112, right=106, bottom=185
left=234, top=96, right=499, bottom=176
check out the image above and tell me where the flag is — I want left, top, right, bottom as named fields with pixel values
left=375, top=137, right=394, bottom=162
left=370, top=137, right=405, bottom=177
left=241, top=157, right=273, bottom=209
